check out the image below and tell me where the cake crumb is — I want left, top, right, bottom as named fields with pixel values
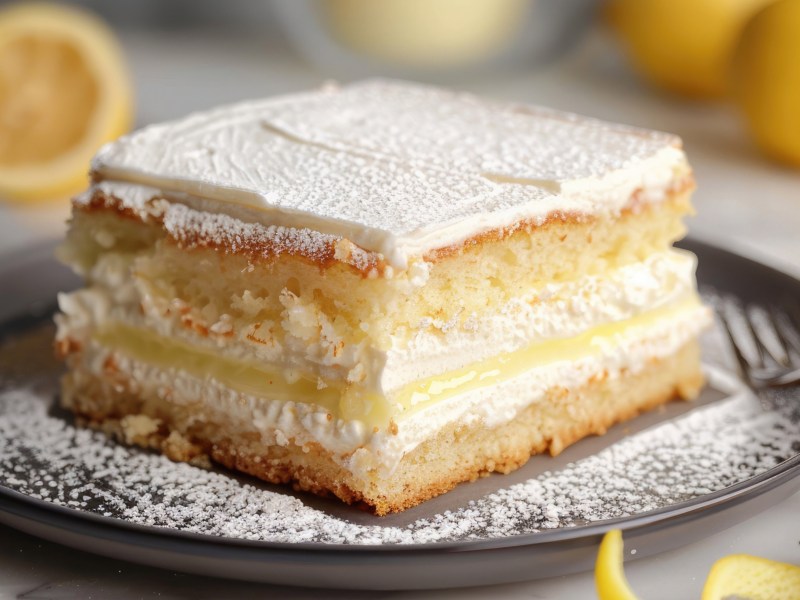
left=120, top=414, right=160, bottom=445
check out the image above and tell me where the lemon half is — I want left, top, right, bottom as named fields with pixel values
left=0, top=2, right=132, bottom=202
left=702, top=554, right=800, bottom=600
left=595, top=530, right=800, bottom=600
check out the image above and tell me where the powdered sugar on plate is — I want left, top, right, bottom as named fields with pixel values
left=1, top=322, right=798, bottom=546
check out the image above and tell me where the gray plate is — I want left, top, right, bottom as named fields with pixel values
left=0, top=239, right=799, bottom=590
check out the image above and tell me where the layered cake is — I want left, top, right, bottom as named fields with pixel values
left=55, top=80, right=710, bottom=515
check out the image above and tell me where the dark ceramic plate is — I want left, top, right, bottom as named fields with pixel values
left=0, top=239, right=798, bottom=590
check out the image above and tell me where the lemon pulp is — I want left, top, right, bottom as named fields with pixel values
left=0, top=2, right=132, bottom=202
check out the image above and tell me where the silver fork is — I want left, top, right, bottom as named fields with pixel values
left=716, top=298, right=800, bottom=389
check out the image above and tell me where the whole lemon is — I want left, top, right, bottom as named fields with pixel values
left=733, top=0, right=800, bottom=167
left=606, top=0, right=776, bottom=98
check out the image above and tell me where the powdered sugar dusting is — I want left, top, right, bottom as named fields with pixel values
left=163, top=202, right=340, bottom=262
left=261, top=80, right=679, bottom=182
left=1, top=324, right=798, bottom=545
left=161, top=202, right=380, bottom=272
left=90, top=80, right=688, bottom=268
left=80, top=189, right=382, bottom=272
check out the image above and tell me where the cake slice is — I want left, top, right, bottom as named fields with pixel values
left=55, top=80, right=710, bottom=515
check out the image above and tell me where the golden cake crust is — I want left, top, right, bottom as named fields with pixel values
left=75, top=177, right=694, bottom=277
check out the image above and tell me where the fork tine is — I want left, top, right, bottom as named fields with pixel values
left=713, top=294, right=800, bottom=389
left=768, top=305, right=800, bottom=359
left=743, top=305, right=773, bottom=368
left=717, top=302, right=756, bottom=380
left=782, top=299, right=800, bottom=353
left=749, top=305, right=791, bottom=367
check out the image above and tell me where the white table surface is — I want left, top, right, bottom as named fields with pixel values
left=1, top=29, right=799, bottom=600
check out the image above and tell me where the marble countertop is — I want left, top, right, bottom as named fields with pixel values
left=1, top=29, right=799, bottom=600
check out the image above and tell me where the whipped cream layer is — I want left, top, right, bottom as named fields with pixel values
left=56, top=249, right=699, bottom=396
left=90, top=80, right=689, bottom=268
left=72, top=302, right=711, bottom=482
left=364, top=303, right=710, bottom=479
left=381, top=249, right=699, bottom=391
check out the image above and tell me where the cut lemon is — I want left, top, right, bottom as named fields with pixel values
left=595, top=530, right=639, bottom=600
left=702, top=554, right=800, bottom=600
left=0, top=2, right=132, bottom=202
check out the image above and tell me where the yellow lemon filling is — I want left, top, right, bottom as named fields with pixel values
left=95, top=296, right=702, bottom=429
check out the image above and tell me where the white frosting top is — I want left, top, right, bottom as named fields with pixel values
left=91, top=79, right=688, bottom=268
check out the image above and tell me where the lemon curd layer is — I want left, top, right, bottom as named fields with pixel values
left=94, top=296, right=702, bottom=429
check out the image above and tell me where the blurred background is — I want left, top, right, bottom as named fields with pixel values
left=0, top=0, right=798, bottom=271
